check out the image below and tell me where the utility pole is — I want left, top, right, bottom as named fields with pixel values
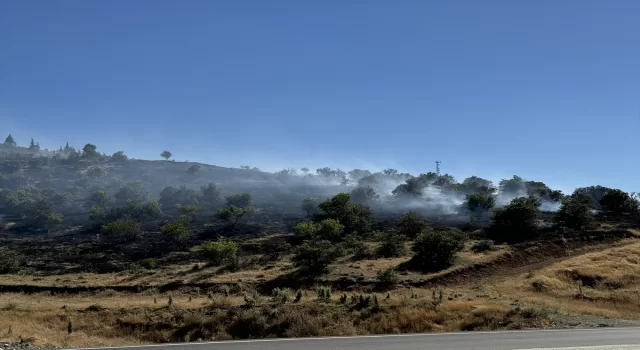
left=435, top=161, right=441, bottom=176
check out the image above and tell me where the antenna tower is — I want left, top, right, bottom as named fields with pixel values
left=435, top=161, right=441, bottom=176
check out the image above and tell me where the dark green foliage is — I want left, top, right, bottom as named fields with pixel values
left=376, top=267, right=399, bottom=286
left=177, top=204, right=203, bottom=217
left=226, top=192, right=252, bottom=209
left=28, top=138, right=40, bottom=151
left=111, top=151, right=128, bottom=163
left=375, top=231, right=407, bottom=258
left=114, top=181, right=150, bottom=204
left=161, top=217, right=191, bottom=243
left=292, top=240, right=344, bottom=275
left=301, top=197, right=319, bottom=218
left=0, top=247, right=21, bottom=273
left=392, top=173, right=437, bottom=197
left=159, top=185, right=199, bottom=211
left=200, top=237, right=239, bottom=265
left=102, top=219, right=141, bottom=239
left=466, top=193, right=496, bottom=212
left=317, top=193, right=374, bottom=235
left=3, top=134, right=17, bottom=147
left=571, top=186, right=612, bottom=209
left=411, top=230, right=466, bottom=272
left=396, top=211, right=429, bottom=238
left=350, top=186, right=379, bottom=204
left=488, top=197, right=541, bottom=243
left=82, top=144, right=99, bottom=158
left=554, top=195, right=594, bottom=230
left=186, top=164, right=201, bottom=175
left=294, top=219, right=345, bottom=242
left=216, top=205, right=251, bottom=228
left=199, top=183, right=222, bottom=209
left=599, top=189, right=638, bottom=214
left=161, top=150, right=172, bottom=160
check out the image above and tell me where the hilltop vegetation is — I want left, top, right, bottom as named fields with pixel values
left=0, top=134, right=639, bottom=347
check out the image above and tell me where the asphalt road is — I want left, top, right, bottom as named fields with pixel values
left=72, top=328, right=640, bottom=350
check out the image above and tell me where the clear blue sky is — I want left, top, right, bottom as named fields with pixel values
left=1, top=0, right=638, bottom=193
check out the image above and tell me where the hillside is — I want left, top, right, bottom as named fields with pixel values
left=0, top=138, right=639, bottom=347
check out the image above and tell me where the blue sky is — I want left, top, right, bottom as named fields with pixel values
left=1, top=0, right=638, bottom=193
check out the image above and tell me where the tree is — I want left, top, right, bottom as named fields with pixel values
left=465, top=193, right=496, bottom=212
left=161, top=217, right=191, bottom=243
left=159, top=185, right=199, bottom=210
left=216, top=205, right=250, bottom=228
left=161, top=151, right=172, bottom=160
left=114, top=181, right=150, bottom=204
left=599, top=189, right=638, bottom=214
left=350, top=186, right=379, bottom=205
left=101, top=219, right=141, bottom=240
left=186, top=164, right=201, bottom=175
left=82, top=144, right=99, bottom=158
left=411, top=230, right=465, bottom=272
left=292, top=239, right=344, bottom=275
left=199, top=183, right=222, bottom=209
left=554, top=195, right=594, bottom=230
left=111, top=151, right=128, bottom=163
left=200, top=238, right=238, bottom=265
left=396, top=211, right=429, bottom=238
left=294, top=219, right=345, bottom=242
left=3, top=134, right=17, bottom=147
left=226, top=192, right=252, bottom=208
left=488, top=196, right=541, bottom=243
left=301, top=198, right=319, bottom=218
left=376, top=231, right=407, bottom=258
left=28, top=138, right=40, bottom=151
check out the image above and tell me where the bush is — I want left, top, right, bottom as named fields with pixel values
left=292, top=240, right=344, bottom=275
left=599, top=189, right=638, bottom=214
left=488, top=197, right=541, bottom=243
left=396, top=211, right=428, bottom=238
left=0, top=247, right=21, bottom=273
left=101, top=219, right=141, bottom=239
left=160, top=218, right=191, bottom=242
left=553, top=195, right=594, bottom=230
left=200, top=238, right=239, bottom=265
left=294, top=219, right=344, bottom=242
left=376, top=267, right=399, bottom=286
left=376, top=231, right=407, bottom=258
left=471, top=240, right=495, bottom=253
left=226, top=193, right=252, bottom=208
left=466, top=193, right=496, bottom=212
left=411, top=230, right=465, bottom=272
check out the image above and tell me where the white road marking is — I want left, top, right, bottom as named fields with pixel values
left=518, top=345, right=640, bottom=350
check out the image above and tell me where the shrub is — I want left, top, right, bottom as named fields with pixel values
left=160, top=218, right=191, bottom=242
left=396, top=211, right=428, bottom=238
left=553, top=195, right=594, bottom=230
left=294, top=219, right=345, bottom=242
left=466, top=193, right=496, bottom=212
left=376, top=267, right=399, bottom=286
left=0, top=247, right=21, bottom=273
left=376, top=231, right=407, bottom=258
left=101, top=219, right=141, bottom=239
left=411, top=230, right=465, bottom=272
left=488, top=197, right=541, bottom=243
left=599, top=189, right=638, bottom=214
left=200, top=238, right=239, bottom=265
left=471, top=240, right=495, bottom=253
left=226, top=192, right=252, bottom=208
left=292, top=240, right=344, bottom=275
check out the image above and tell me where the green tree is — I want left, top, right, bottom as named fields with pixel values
left=177, top=204, right=203, bottom=218
left=599, top=189, right=638, bottom=214
left=350, top=186, right=379, bottom=205
left=159, top=185, right=199, bottom=211
left=111, top=151, right=128, bottom=163
left=3, top=134, right=17, bottom=147
left=200, top=237, right=239, bottom=265
left=84, top=190, right=113, bottom=209
left=226, top=192, right=252, bottom=208
left=554, top=195, right=594, bottom=230
left=411, top=230, right=465, bottom=272
left=396, top=211, right=429, bottom=238
left=318, top=193, right=374, bottom=235
left=488, top=196, right=541, bottom=243
left=161, top=217, right=191, bottom=243
left=28, top=138, right=40, bottom=151
left=199, top=183, right=222, bottom=209
left=216, top=205, right=251, bottom=228
left=186, top=164, right=201, bottom=175
left=114, top=181, right=150, bottom=204
left=82, top=144, right=99, bottom=158
left=102, top=219, right=141, bottom=240
left=294, top=219, right=345, bottom=242
left=465, top=193, right=496, bottom=212
left=161, top=150, right=172, bottom=160
left=292, top=239, right=344, bottom=275
left=376, top=231, right=407, bottom=258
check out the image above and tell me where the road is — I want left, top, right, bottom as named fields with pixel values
left=71, top=328, right=640, bottom=350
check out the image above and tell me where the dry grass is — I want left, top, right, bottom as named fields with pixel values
left=0, top=288, right=549, bottom=347
left=490, top=240, right=640, bottom=319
